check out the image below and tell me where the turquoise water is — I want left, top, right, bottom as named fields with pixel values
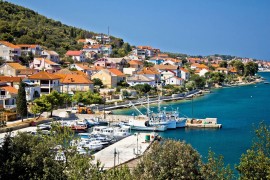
left=113, top=72, right=270, bottom=167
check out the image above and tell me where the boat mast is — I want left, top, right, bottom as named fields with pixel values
left=129, top=101, right=144, bottom=116
left=147, top=95, right=150, bottom=117
left=158, top=96, right=161, bottom=113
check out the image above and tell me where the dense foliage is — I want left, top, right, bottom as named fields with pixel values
left=0, top=1, right=131, bottom=57
left=0, top=124, right=269, bottom=179
left=236, top=123, right=270, bottom=179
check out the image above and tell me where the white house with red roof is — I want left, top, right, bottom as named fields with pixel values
left=0, top=41, right=21, bottom=61
left=28, top=71, right=61, bottom=94
left=65, top=50, right=86, bottom=62
left=160, top=69, right=177, bottom=83
left=180, top=68, right=190, bottom=80
left=17, top=44, right=42, bottom=56
left=164, top=76, right=184, bottom=86
left=0, top=82, right=18, bottom=109
left=69, top=63, right=92, bottom=76
left=83, top=44, right=102, bottom=54
left=30, top=58, right=61, bottom=73
left=41, top=50, right=60, bottom=63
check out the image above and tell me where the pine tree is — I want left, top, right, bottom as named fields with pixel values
left=16, top=81, right=27, bottom=122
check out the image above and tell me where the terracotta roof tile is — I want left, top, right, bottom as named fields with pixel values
left=0, top=41, right=20, bottom=49
left=107, top=68, right=125, bottom=76
left=28, top=71, right=61, bottom=80
left=129, top=60, right=143, bottom=65
left=61, top=74, right=93, bottom=84
left=66, top=50, right=83, bottom=56
left=137, top=67, right=160, bottom=75
left=0, top=76, right=23, bottom=83
left=154, top=64, right=178, bottom=70
left=0, top=85, right=18, bottom=94
left=6, top=63, right=27, bottom=70
left=75, top=63, right=92, bottom=70
left=17, top=44, right=39, bottom=48
left=180, top=68, right=189, bottom=73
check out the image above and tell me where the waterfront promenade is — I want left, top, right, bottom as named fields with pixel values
left=94, top=132, right=155, bottom=169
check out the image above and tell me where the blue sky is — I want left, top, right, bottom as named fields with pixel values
left=6, top=0, right=270, bottom=60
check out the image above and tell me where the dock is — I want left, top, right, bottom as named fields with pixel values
left=93, top=132, right=155, bottom=169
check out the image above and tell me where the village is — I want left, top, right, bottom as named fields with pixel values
left=0, top=34, right=266, bottom=124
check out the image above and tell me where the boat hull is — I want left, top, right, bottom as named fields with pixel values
left=166, top=120, right=176, bottom=129
left=130, top=125, right=167, bottom=132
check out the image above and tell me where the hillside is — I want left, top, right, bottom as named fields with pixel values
left=0, top=1, right=130, bottom=57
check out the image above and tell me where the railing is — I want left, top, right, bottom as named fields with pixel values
left=5, top=105, right=16, bottom=109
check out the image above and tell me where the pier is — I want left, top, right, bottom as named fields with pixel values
left=94, top=132, right=155, bottom=169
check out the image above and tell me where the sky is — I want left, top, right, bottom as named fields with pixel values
left=5, top=0, right=270, bottom=60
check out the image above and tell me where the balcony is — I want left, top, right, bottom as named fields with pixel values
left=0, top=95, right=11, bottom=99
left=5, top=105, right=16, bottom=109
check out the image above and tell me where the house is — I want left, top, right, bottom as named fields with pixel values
left=126, top=74, right=156, bottom=87
left=198, top=68, right=209, bottom=77
left=94, top=58, right=128, bottom=70
left=160, top=70, right=177, bottom=83
left=191, top=63, right=208, bottom=70
left=17, top=44, right=42, bottom=56
left=28, top=71, right=61, bottom=95
left=215, top=68, right=229, bottom=74
left=0, top=63, right=27, bottom=76
left=154, top=64, right=180, bottom=77
left=147, top=58, right=165, bottom=65
left=164, top=76, right=184, bottom=86
left=91, top=68, right=125, bottom=88
left=162, top=58, right=182, bottom=66
left=137, top=46, right=155, bottom=57
left=23, top=80, right=41, bottom=101
left=157, top=53, right=169, bottom=59
left=59, top=74, right=94, bottom=94
left=106, top=58, right=128, bottom=70
left=0, top=41, right=21, bottom=61
left=128, top=60, right=143, bottom=70
left=180, top=68, right=190, bottom=80
left=0, top=82, right=17, bottom=109
left=0, top=76, right=23, bottom=89
left=187, top=57, right=202, bottom=64
left=95, top=34, right=111, bottom=44
left=41, top=50, right=60, bottom=63
left=123, top=68, right=137, bottom=75
left=132, top=48, right=146, bottom=60
left=137, top=67, right=160, bottom=84
left=17, top=69, right=38, bottom=77
left=69, top=63, right=92, bottom=76
left=65, top=50, right=86, bottom=62
left=101, top=45, right=112, bottom=56
left=78, top=38, right=99, bottom=45
left=83, top=44, right=101, bottom=54
left=30, top=58, right=61, bottom=73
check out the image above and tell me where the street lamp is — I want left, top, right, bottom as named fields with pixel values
left=133, top=133, right=141, bottom=156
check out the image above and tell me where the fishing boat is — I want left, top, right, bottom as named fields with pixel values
left=175, top=117, right=187, bottom=128
left=127, top=115, right=167, bottom=131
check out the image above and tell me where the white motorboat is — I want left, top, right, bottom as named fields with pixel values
left=128, top=115, right=167, bottom=132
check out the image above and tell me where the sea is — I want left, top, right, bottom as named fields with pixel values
left=113, top=72, right=270, bottom=167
